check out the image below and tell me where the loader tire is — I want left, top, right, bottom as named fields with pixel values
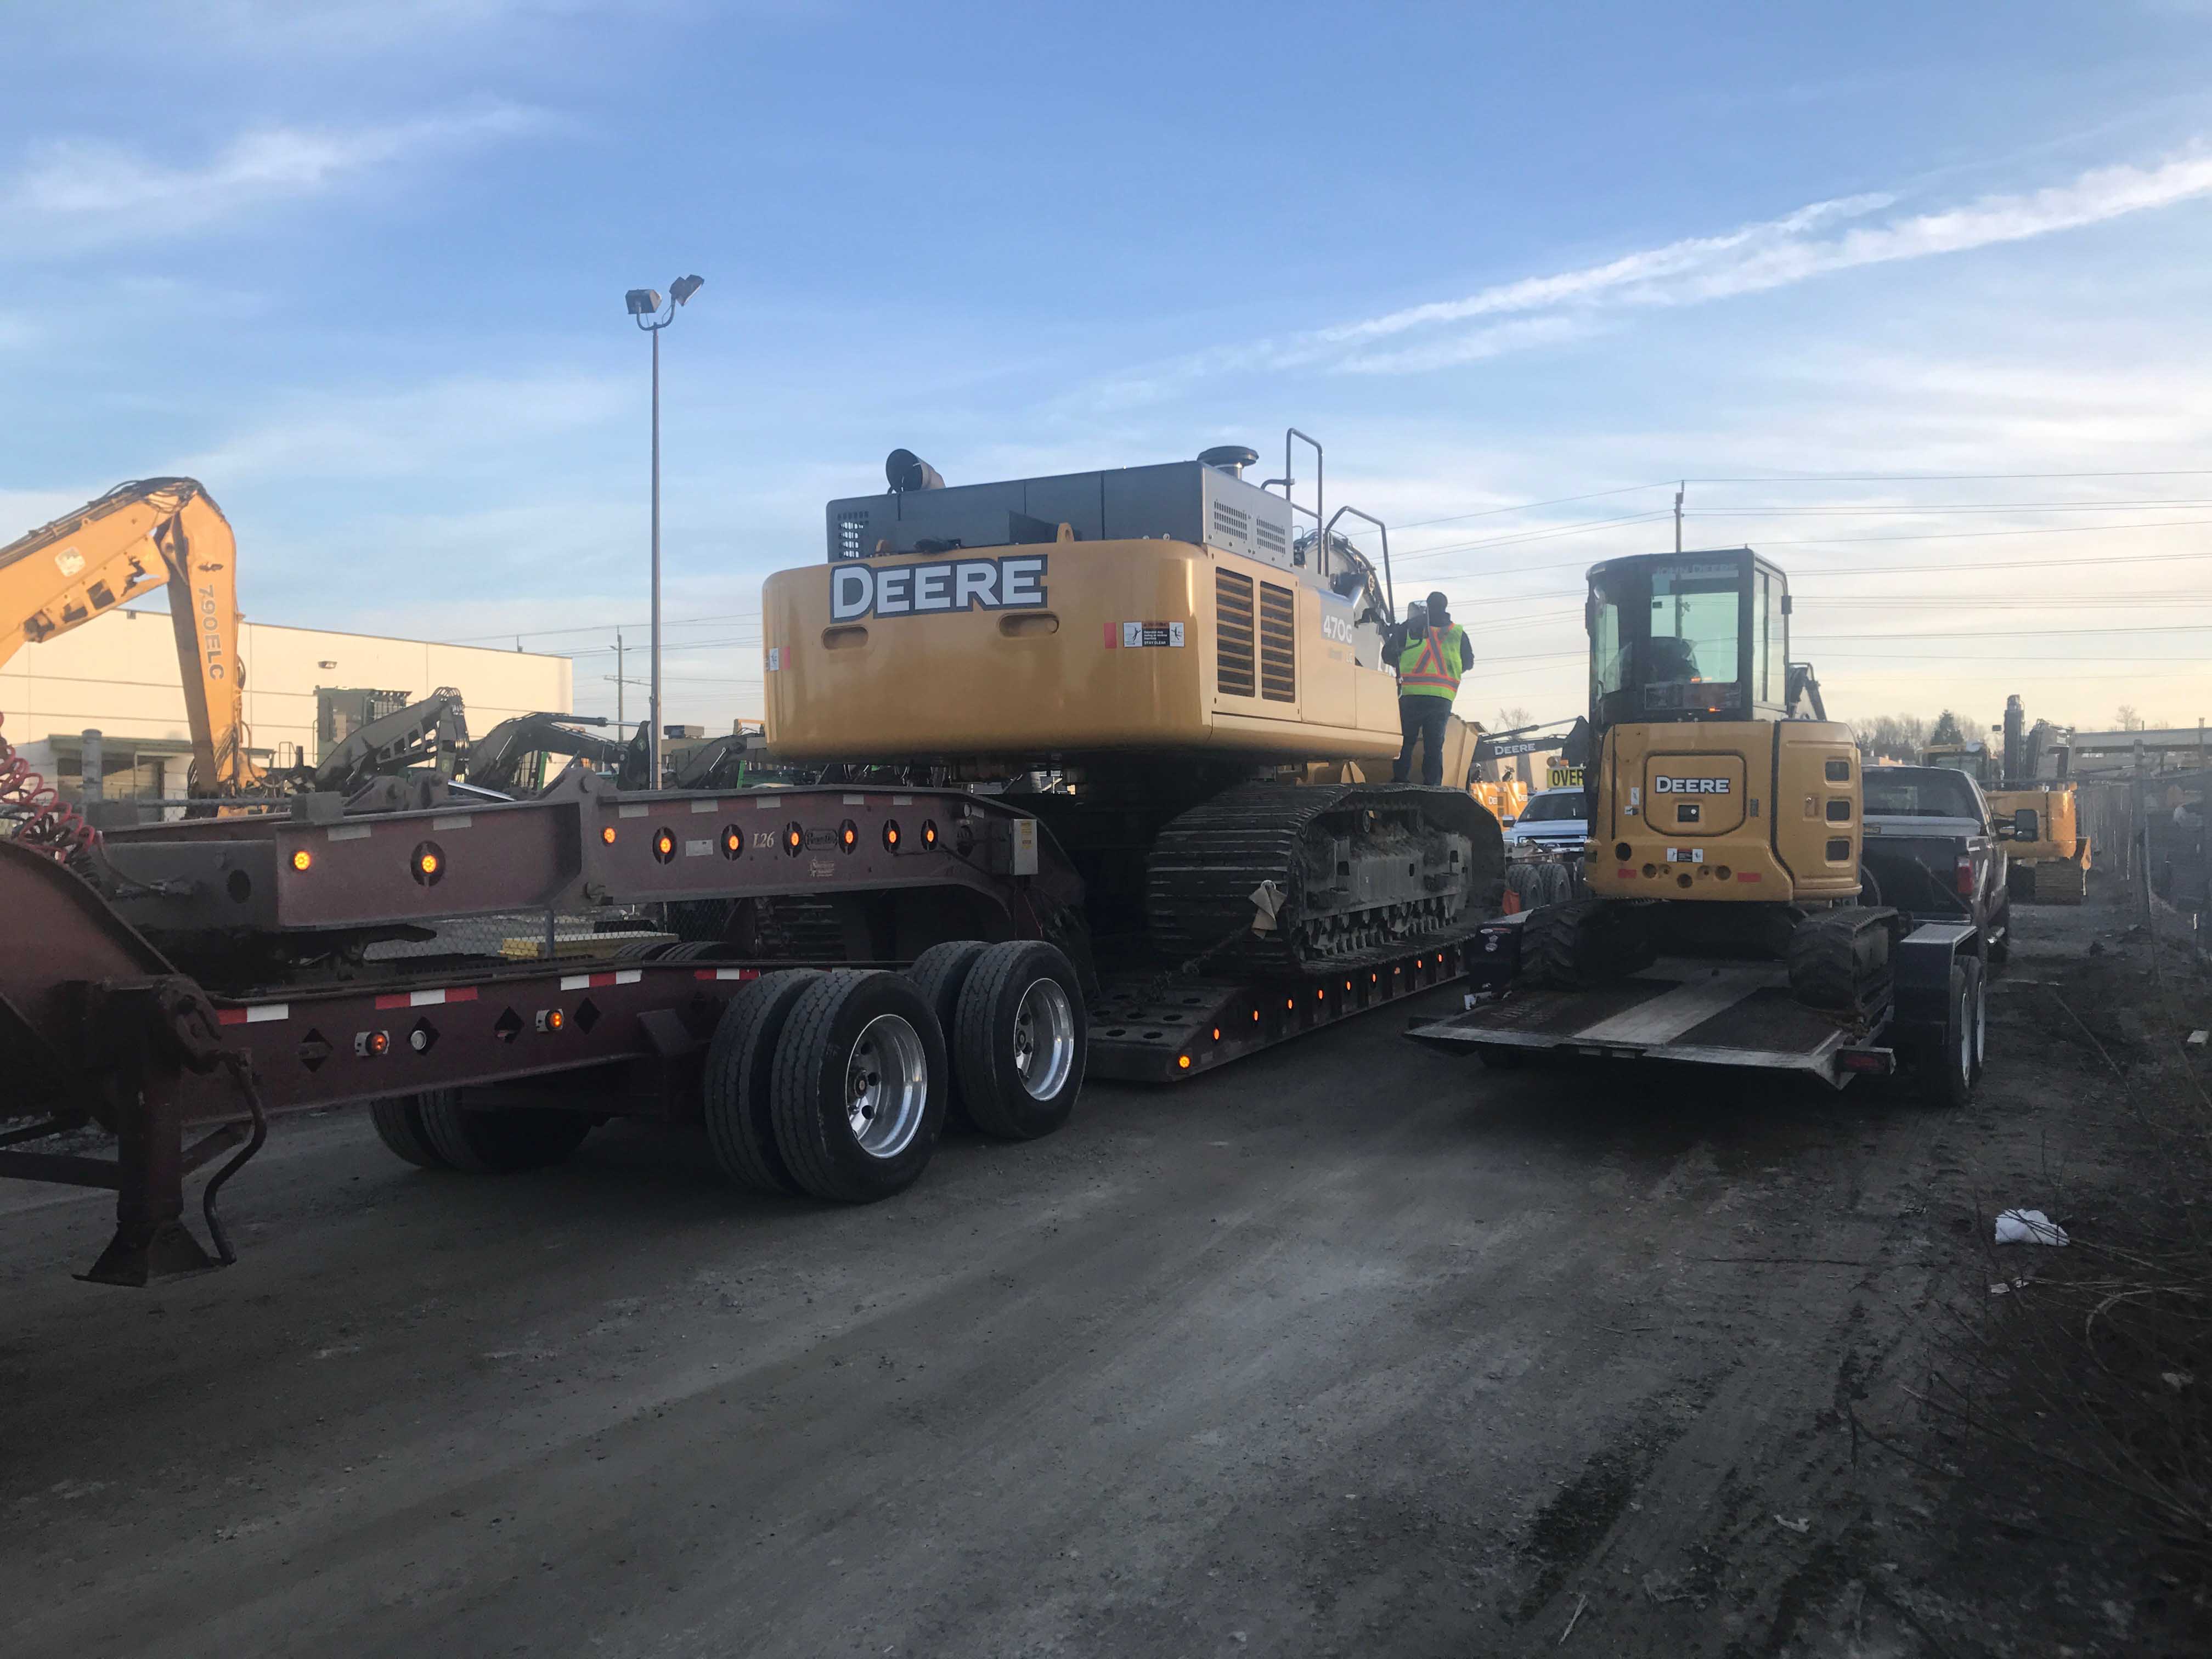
left=370, top=1096, right=447, bottom=1170
left=769, top=970, right=946, bottom=1204
left=904, top=941, right=991, bottom=1130
left=702, top=970, right=819, bottom=1196
left=416, top=1090, right=594, bottom=1174
left=953, top=940, right=1088, bottom=1142
left=1522, top=896, right=1655, bottom=990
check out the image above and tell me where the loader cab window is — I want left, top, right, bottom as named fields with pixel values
left=1588, top=552, right=1755, bottom=732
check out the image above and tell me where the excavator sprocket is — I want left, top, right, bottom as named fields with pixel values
left=1144, top=781, right=1503, bottom=979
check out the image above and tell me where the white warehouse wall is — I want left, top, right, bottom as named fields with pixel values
left=1, top=606, right=572, bottom=787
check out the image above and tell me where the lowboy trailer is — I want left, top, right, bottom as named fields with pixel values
left=1, top=769, right=1480, bottom=1284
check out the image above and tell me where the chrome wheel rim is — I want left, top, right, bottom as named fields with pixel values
left=845, top=1013, right=928, bottom=1159
left=1012, top=977, right=1076, bottom=1101
left=1972, top=973, right=1987, bottom=1069
left=1959, top=981, right=1974, bottom=1081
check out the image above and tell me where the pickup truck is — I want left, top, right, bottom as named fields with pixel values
left=1860, top=764, right=2017, bottom=966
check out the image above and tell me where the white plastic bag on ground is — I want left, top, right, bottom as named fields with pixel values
left=1994, top=1209, right=2068, bottom=1246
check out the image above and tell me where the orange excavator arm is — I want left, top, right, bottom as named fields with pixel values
left=0, top=478, right=259, bottom=794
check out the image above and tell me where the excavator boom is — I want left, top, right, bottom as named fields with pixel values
left=0, top=478, right=256, bottom=794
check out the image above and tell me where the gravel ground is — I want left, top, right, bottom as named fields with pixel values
left=0, top=899, right=2152, bottom=1657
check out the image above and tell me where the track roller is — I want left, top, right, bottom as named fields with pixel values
left=768, top=970, right=947, bottom=1203
left=952, top=940, right=1087, bottom=1142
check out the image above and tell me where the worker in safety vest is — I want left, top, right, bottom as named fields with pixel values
left=1391, top=589, right=1469, bottom=786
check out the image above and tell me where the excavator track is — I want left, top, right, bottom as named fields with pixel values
left=1143, top=781, right=1504, bottom=979
left=1520, top=895, right=1659, bottom=990
left=1785, top=905, right=1900, bottom=1017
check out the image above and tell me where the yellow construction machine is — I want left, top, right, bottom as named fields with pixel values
left=1925, top=696, right=2089, bottom=902
left=762, top=435, right=1504, bottom=980
left=0, top=479, right=260, bottom=794
left=1522, top=547, right=1885, bottom=1004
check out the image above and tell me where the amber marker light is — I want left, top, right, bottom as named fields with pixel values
left=883, top=820, right=901, bottom=851
left=418, top=850, right=440, bottom=876
left=921, top=819, right=939, bottom=848
left=839, top=820, right=859, bottom=851
left=290, top=849, right=312, bottom=872
left=1178, top=1056, right=1192, bottom=1070
left=601, top=826, right=617, bottom=845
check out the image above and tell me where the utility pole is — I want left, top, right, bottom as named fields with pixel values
left=1674, top=481, right=1685, bottom=554
left=616, top=631, right=625, bottom=730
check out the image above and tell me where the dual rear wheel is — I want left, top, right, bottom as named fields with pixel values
left=701, top=940, right=1086, bottom=1204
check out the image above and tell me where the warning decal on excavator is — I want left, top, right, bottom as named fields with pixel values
left=1110, top=622, right=1185, bottom=648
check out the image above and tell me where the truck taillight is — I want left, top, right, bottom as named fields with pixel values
left=1955, top=856, right=1976, bottom=898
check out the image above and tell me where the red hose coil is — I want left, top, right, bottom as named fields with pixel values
left=0, top=712, right=98, bottom=860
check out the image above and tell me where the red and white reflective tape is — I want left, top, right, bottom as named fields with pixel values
left=693, top=968, right=761, bottom=982
left=373, top=986, right=480, bottom=1011
left=216, top=1003, right=289, bottom=1026
left=559, top=968, right=644, bottom=991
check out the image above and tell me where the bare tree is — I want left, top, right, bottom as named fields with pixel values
left=1494, top=705, right=1535, bottom=732
left=2116, top=705, right=2145, bottom=731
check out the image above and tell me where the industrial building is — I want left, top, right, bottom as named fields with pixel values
left=0, top=606, right=572, bottom=800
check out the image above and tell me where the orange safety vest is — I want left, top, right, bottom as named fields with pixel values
left=1397, top=624, right=1468, bottom=700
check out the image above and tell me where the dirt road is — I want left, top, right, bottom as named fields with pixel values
left=0, top=913, right=2117, bottom=1657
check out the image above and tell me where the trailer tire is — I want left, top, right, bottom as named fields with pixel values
left=904, top=941, right=991, bottom=1130
left=1963, top=954, right=1988, bottom=1082
left=769, top=970, right=946, bottom=1203
left=702, top=970, right=819, bottom=1195
left=1538, top=862, right=1573, bottom=906
left=953, top=940, right=1087, bottom=1141
left=416, top=1090, right=595, bottom=1173
left=370, top=1096, right=447, bottom=1169
left=1504, top=865, right=1544, bottom=913
left=1917, top=962, right=1976, bottom=1109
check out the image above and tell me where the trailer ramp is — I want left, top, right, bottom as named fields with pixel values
left=1406, top=957, right=1882, bottom=1086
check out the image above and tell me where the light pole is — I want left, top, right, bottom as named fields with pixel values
left=624, top=274, right=704, bottom=787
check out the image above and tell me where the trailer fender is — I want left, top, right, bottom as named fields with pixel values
left=1892, top=921, right=1979, bottom=1049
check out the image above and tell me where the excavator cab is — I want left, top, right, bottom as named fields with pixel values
left=1586, top=548, right=1794, bottom=742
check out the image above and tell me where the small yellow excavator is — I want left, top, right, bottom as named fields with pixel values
left=0, top=478, right=259, bottom=794
left=1525, top=546, right=1883, bottom=1006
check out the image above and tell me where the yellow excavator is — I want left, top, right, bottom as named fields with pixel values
left=1, top=478, right=259, bottom=795
left=1525, top=547, right=1883, bottom=1005
left=1925, top=696, right=2089, bottom=903
left=761, top=435, right=1504, bottom=978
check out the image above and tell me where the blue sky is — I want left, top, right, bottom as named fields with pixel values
left=7, top=1, right=2212, bottom=737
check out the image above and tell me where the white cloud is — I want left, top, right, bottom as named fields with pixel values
left=1324, top=149, right=2212, bottom=374
left=0, top=105, right=544, bottom=249
left=184, top=371, right=629, bottom=480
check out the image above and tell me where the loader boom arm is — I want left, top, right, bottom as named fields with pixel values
left=0, top=478, right=257, bottom=793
